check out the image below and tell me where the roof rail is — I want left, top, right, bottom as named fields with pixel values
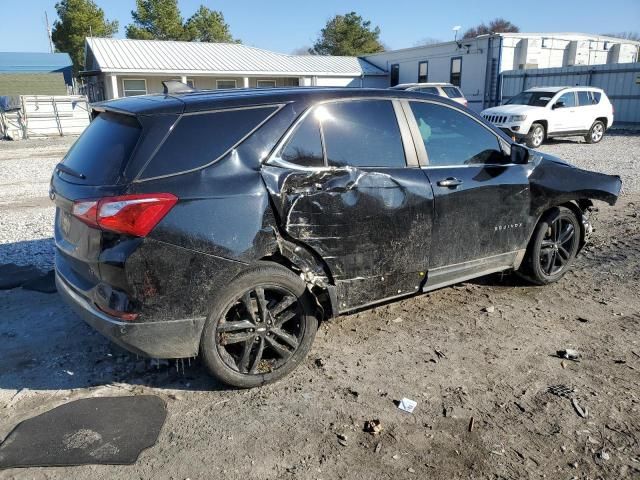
left=162, top=80, right=196, bottom=95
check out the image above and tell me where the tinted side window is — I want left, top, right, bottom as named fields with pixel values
left=442, top=86, right=463, bottom=98
left=556, top=92, right=576, bottom=108
left=278, top=114, right=324, bottom=167
left=577, top=91, right=591, bottom=106
left=409, top=102, right=504, bottom=166
left=417, top=87, right=439, bottom=95
left=591, top=91, right=602, bottom=104
left=141, top=106, right=278, bottom=179
left=321, top=100, right=406, bottom=169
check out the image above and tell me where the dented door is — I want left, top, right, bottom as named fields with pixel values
left=262, top=99, right=435, bottom=311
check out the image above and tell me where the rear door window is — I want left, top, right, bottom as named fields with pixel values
left=59, top=112, right=141, bottom=185
left=140, top=106, right=279, bottom=179
left=320, top=100, right=406, bottom=168
left=577, top=91, right=592, bottom=106
left=278, top=114, right=324, bottom=167
left=417, top=87, right=439, bottom=95
left=442, top=86, right=463, bottom=98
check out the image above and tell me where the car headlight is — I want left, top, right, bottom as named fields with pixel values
left=509, top=115, right=527, bottom=122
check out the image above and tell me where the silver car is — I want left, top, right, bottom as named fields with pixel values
left=390, top=82, right=468, bottom=107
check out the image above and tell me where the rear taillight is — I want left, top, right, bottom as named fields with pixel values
left=72, top=193, right=178, bottom=237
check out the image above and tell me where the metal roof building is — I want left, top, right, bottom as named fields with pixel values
left=82, top=37, right=387, bottom=102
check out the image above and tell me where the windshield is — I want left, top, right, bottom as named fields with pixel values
left=506, top=91, right=554, bottom=107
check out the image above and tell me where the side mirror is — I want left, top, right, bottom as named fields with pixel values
left=552, top=101, right=565, bottom=110
left=510, top=143, right=530, bottom=164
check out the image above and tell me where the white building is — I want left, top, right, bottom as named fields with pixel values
left=81, top=37, right=388, bottom=102
left=363, top=32, right=640, bottom=111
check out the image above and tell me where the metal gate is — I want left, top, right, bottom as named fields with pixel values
left=500, top=63, right=640, bottom=126
left=0, top=95, right=91, bottom=139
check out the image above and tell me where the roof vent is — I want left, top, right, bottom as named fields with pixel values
left=162, top=80, right=196, bottom=95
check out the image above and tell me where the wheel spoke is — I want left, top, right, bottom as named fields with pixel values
left=249, top=336, right=265, bottom=374
left=270, top=327, right=299, bottom=349
left=254, top=287, right=269, bottom=323
left=558, top=246, right=570, bottom=262
left=217, top=319, right=255, bottom=332
left=544, top=250, right=555, bottom=274
left=271, top=295, right=296, bottom=317
left=238, top=339, right=254, bottom=373
left=559, top=224, right=574, bottom=244
left=274, top=309, right=296, bottom=328
left=265, top=335, right=293, bottom=359
left=241, top=292, right=257, bottom=323
left=220, top=331, right=255, bottom=345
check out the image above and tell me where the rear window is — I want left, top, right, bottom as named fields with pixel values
left=60, top=112, right=141, bottom=185
left=140, top=105, right=278, bottom=179
left=442, top=86, right=463, bottom=98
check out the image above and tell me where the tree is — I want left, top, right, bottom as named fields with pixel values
left=601, top=32, right=640, bottom=41
left=184, top=5, right=238, bottom=43
left=309, top=12, right=384, bottom=56
left=291, top=46, right=313, bottom=55
left=126, top=0, right=185, bottom=40
left=51, top=0, right=118, bottom=73
left=414, top=37, right=442, bottom=47
left=463, top=18, right=519, bottom=39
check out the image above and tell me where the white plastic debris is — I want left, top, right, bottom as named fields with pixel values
left=398, top=397, right=417, bottom=413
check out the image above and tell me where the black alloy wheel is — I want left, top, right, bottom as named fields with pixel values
left=538, top=216, right=577, bottom=276
left=517, top=206, right=581, bottom=285
left=201, top=262, right=318, bottom=388
left=216, top=286, right=304, bottom=375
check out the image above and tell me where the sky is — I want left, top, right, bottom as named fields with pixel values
left=1, top=0, right=639, bottom=54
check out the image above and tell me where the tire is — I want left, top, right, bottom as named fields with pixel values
left=200, top=262, right=318, bottom=388
left=585, top=120, right=605, bottom=144
left=517, top=207, right=581, bottom=285
left=525, top=123, right=545, bottom=148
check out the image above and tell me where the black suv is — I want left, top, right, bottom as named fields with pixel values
left=51, top=87, right=621, bottom=388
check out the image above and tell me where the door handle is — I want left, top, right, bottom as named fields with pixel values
left=437, top=177, right=463, bottom=187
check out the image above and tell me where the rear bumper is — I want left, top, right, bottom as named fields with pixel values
left=56, top=272, right=205, bottom=358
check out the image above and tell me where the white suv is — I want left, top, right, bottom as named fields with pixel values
left=481, top=87, right=614, bottom=148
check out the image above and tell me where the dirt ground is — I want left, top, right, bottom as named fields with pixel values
left=1, top=135, right=639, bottom=479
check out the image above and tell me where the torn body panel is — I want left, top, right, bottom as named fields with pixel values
left=262, top=164, right=434, bottom=311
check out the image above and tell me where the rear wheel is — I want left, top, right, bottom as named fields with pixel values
left=517, top=207, right=580, bottom=285
left=201, top=263, right=318, bottom=388
left=585, top=120, right=605, bottom=144
left=525, top=123, right=545, bottom=148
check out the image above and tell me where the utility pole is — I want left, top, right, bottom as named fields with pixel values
left=45, top=11, right=54, bottom=53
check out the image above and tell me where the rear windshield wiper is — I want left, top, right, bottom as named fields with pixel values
left=55, top=163, right=86, bottom=180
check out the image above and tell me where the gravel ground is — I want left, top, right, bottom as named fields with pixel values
left=0, top=132, right=639, bottom=479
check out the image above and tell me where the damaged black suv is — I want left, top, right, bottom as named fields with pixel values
left=51, top=86, right=621, bottom=388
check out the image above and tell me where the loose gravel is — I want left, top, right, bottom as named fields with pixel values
left=0, top=131, right=638, bottom=270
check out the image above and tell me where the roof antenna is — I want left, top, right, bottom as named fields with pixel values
left=453, top=26, right=462, bottom=48
left=162, top=80, right=196, bottom=95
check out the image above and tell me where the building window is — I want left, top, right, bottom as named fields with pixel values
left=418, top=61, right=428, bottom=83
left=450, top=57, right=462, bottom=87
left=257, top=80, right=277, bottom=88
left=122, top=79, right=147, bottom=97
left=390, top=64, right=400, bottom=87
left=216, top=79, right=237, bottom=89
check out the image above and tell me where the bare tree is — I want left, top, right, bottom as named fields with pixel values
left=463, top=18, right=519, bottom=39
left=413, top=37, right=442, bottom=47
left=601, top=31, right=640, bottom=41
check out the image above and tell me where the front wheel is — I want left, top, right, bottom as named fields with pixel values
left=517, top=207, right=581, bottom=285
left=200, top=263, right=318, bottom=388
left=525, top=123, right=545, bottom=148
left=585, top=120, right=605, bottom=144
